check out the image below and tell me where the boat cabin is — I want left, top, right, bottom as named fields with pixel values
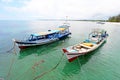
left=26, top=25, right=70, bottom=41
left=27, top=29, right=67, bottom=41
left=28, top=34, right=46, bottom=41
left=87, top=29, right=108, bottom=44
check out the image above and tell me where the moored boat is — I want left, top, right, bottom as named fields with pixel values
left=97, top=21, right=105, bottom=24
left=62, top=29, right=108, bottom=62
left=13, top=23, right=71, bottom=49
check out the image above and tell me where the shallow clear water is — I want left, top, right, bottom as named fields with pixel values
left=0, top=21, right=120, bottom=80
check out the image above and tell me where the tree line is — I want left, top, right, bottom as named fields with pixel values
left=108, top=14, right=120, bottom=22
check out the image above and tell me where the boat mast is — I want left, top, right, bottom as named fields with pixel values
left=65, top=16, right=70, bottom=32
left=65, top=16, right=68, bottom=23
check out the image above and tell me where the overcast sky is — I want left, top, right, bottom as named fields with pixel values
left=0, top=0, right=120, bottom=20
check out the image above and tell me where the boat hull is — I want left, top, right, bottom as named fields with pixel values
left=14, top=33, right=71, bottom=49
left=15, top=38, right=58, bottom=49
left=59, top=32, right=71, bottom=40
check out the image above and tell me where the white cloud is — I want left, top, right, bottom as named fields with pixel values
left=2, top=0, right=120, bottom=20
left=1, top=0, right=12, bottom=3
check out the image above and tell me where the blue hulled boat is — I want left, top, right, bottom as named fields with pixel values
left=13, top=23, right=71, bottom=49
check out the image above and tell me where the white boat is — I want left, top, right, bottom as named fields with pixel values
left=97, top=21, right=105, bottom=24
left=62, top=29, right=108, bottom=62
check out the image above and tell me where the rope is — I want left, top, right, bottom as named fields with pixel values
left=6, top=57, right=15, bottom=80
left=5, top=40, right=64, bottom=80
left=0, top=46, right=14, bottom=54
left=77, top=56, right=81, bottom=68
left=15, top=54, right=64, bottom=80
left=33, top=53, right=64, bottom=80
left=6, top=42, right=17, bottom=80
left=15, top=60, right=45, bottom=80
left=77, top=56, right=87, bottom=80
left=6, top=42, right=16, bottom=54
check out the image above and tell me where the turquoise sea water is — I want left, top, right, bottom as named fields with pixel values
left=0, top=21, right=120, bottom=80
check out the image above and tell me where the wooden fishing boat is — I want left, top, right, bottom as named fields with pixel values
left=62, top=29, right=108, bottom=62
left=13, top=23, right=71, bottom=49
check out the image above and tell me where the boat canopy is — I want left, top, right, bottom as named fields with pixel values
left=58, top=28, right=66, bottom=31
left=31, top=30, right=60, bottom=36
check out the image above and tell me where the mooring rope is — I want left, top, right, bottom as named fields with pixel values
left=77, top=56, right=81, bottom=69
left=15, top=59, right=45, bottom=80
left=6, top=41, right=16, bottom=54
left=15, top=53, right=64, bottom=80
left=0, top=45, right=14, bottom=54
left=6, top=57, right=15, bottom=80
left=6, top=42, right=17, bottom=80
left=77, top=56, right=87, bottom=80
left=33, top=53, right=64, bottom=80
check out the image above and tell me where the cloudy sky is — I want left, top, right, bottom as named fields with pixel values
left=0, top=0, right=120, bottom=20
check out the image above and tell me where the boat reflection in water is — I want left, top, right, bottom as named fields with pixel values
left=18, top=37, right=70, bottom=59
left=62, top=41, right=106, bottom=75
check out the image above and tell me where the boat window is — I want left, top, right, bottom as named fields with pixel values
left=54, top=33, right=58, bottom=38
left=37, top=36, right=43, bottom=39
left=48, top=35, right=53, bottom=39
left=28, top=35, right=33, bottom=41
left=28, top=35, right=37, bottom=41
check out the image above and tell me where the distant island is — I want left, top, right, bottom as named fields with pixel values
left=108, top=14, right=120, bottom=22
left=37, top=15, right=120, bottom=22
left=37, top=19, right=105, bottom=22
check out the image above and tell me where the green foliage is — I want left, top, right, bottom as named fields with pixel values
left=108, top=14, right=120, bottom=22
